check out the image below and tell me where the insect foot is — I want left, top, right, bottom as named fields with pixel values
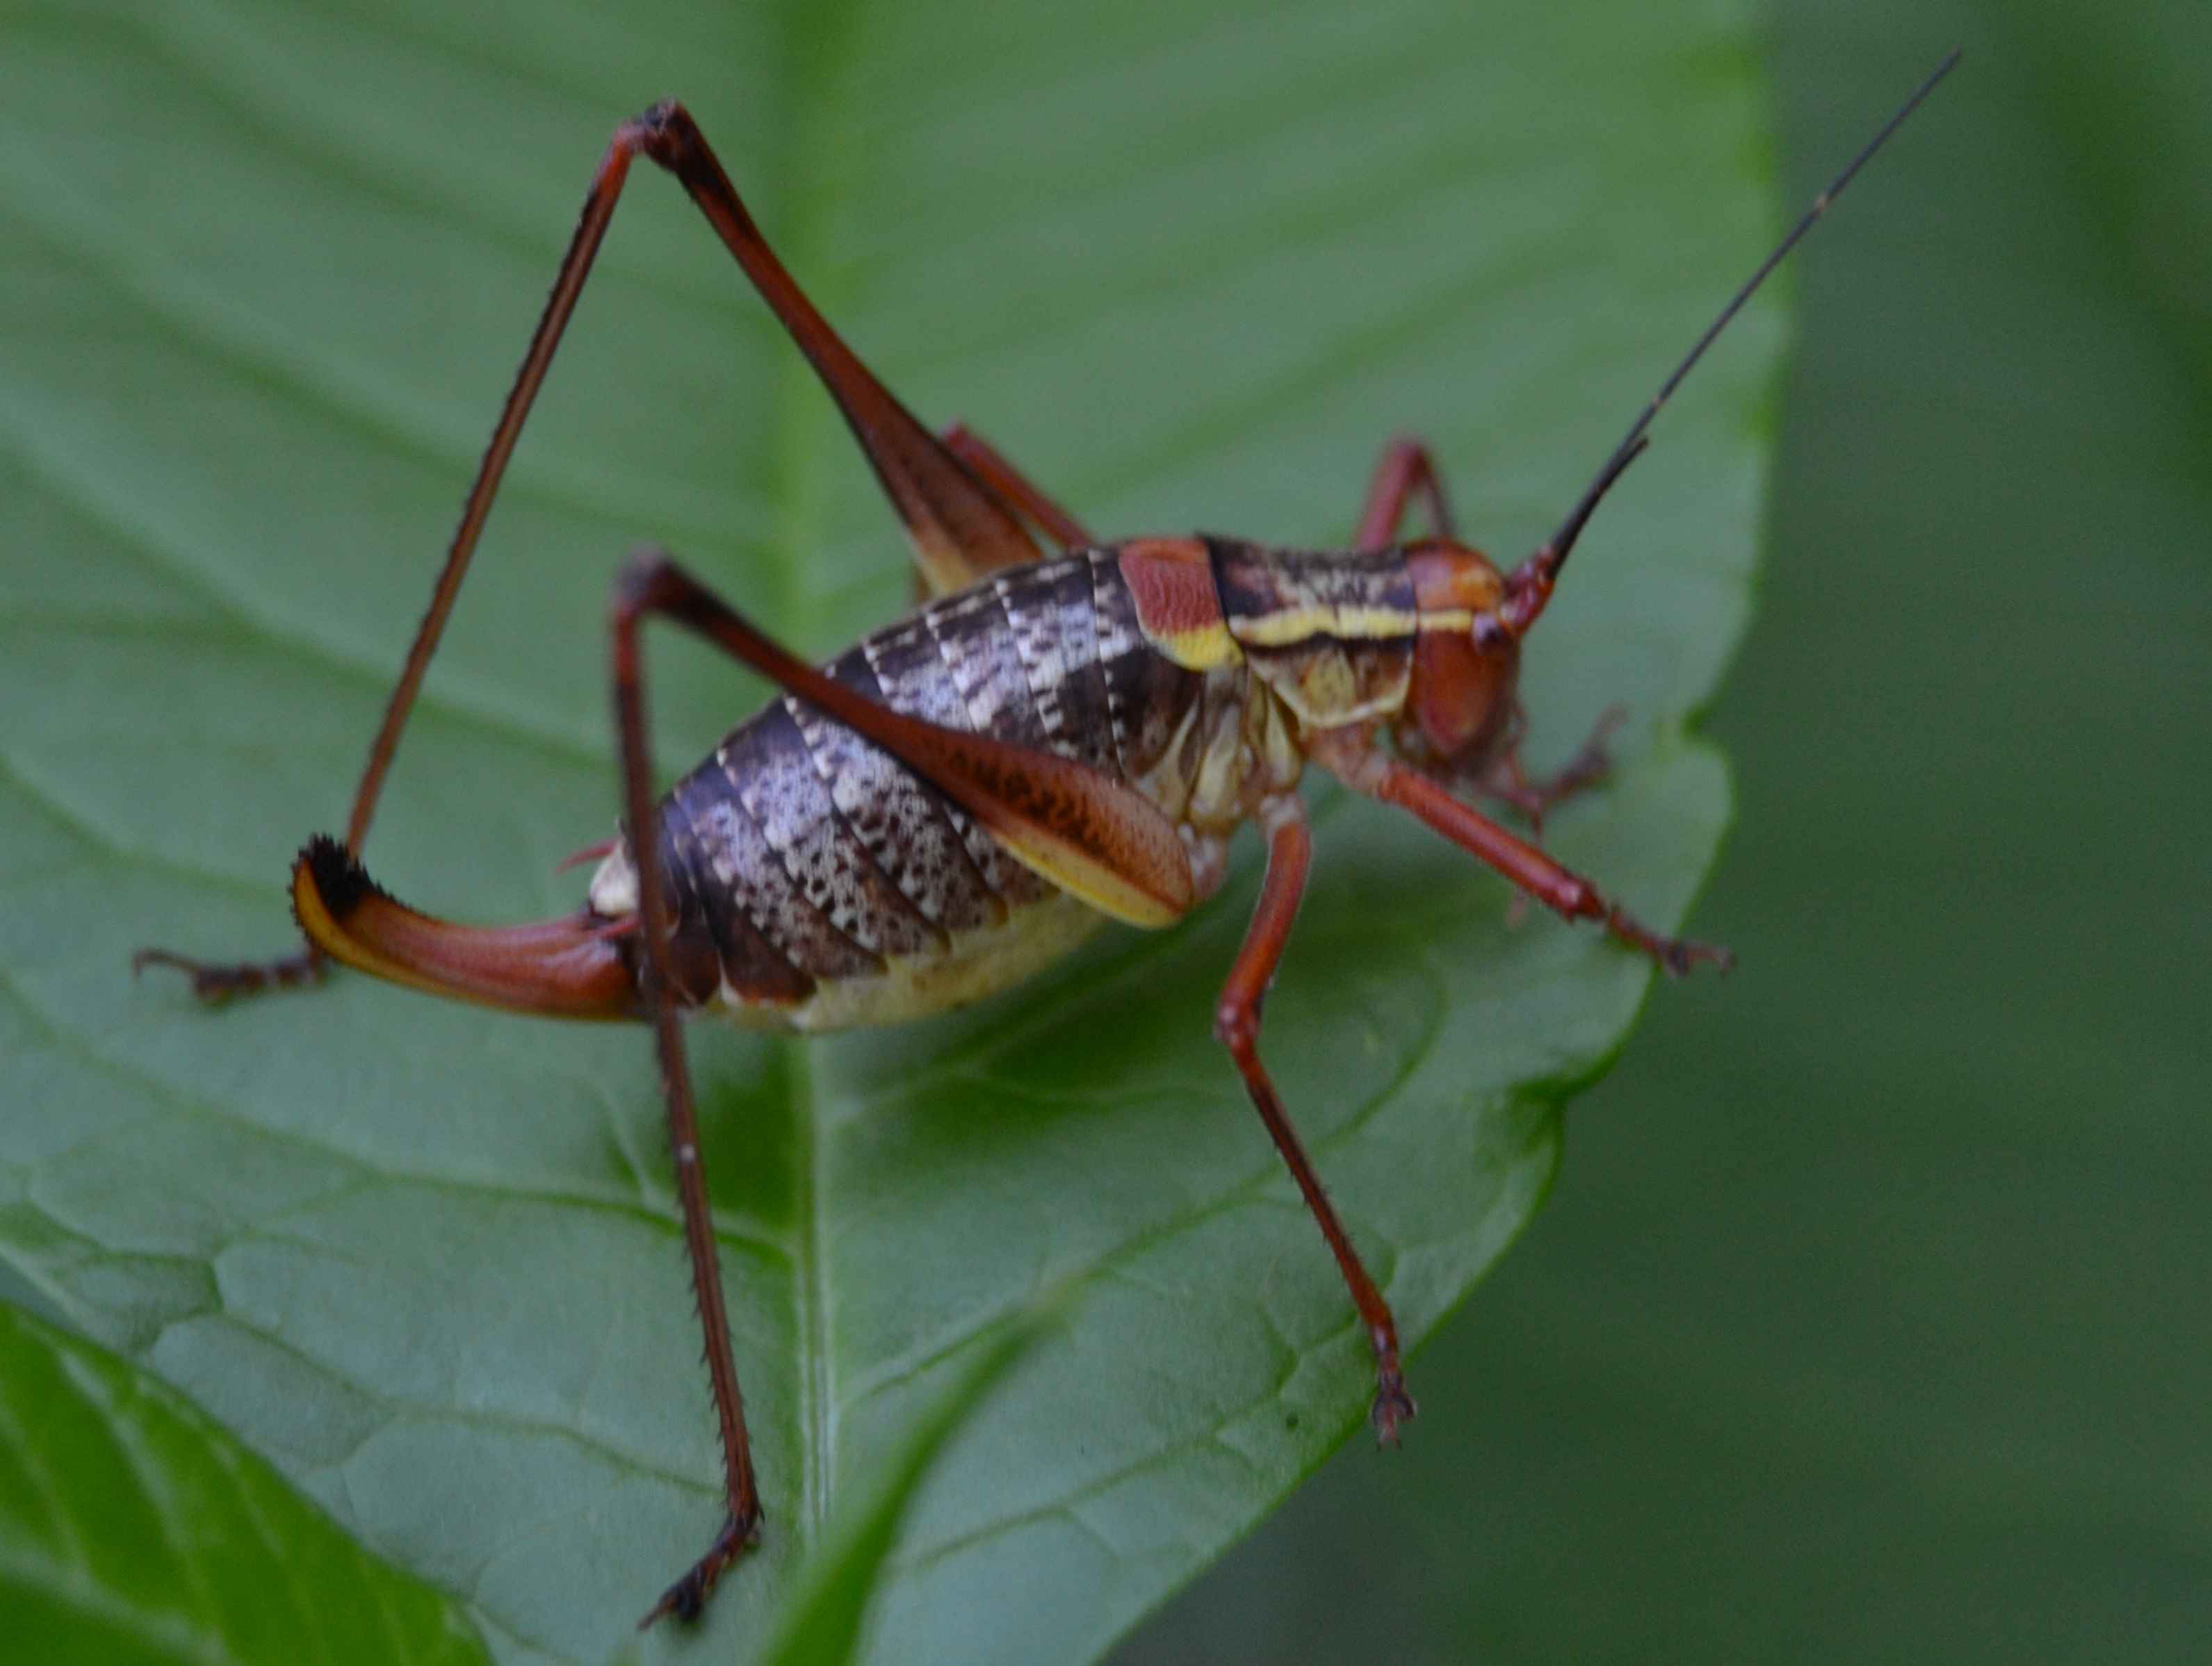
left=130, top=945, right=325, bottom=1003
left=1367, top=1318, right=1419, bottom=1445
left=1600, top=907, right=1736, bottom=980
left=641, top=1506, right=762, bottom=1628
left=1660, top=937, right=1735, bottom=979
left=1371, top=1366, right=1420, bottom=1446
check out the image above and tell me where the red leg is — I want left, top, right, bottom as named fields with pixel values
left=610, top=561, right=763, bottom=1628
left=129, top=944, right=323, bottom=1001
left=631, top=107, right=1040, bottom=594
left=1315, top=732, right=1732, bottom=977
left=604, top=544, right=1198, bottom=1621
left=136, top=120, right=655, bottom=1001
left=940, top=420, right=1094, bottom=549
left=1353, top=436, right=1457, bottom=553
left=1483, top=704, right=1626, bottom=835
left=138, top=99, right=1041, bottom=999
left=1216, top=796, right=1415, bottom=1441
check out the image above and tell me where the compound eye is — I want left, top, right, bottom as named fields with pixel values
left=1472, top=613, right=1511, bottom=652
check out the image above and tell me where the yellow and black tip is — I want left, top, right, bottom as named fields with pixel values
left=291, top=834, right=639, bottom=1020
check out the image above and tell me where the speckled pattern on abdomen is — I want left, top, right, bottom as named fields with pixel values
left=646, top=550, right=1203, bottom=1008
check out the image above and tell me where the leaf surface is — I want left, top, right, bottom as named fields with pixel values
left=758, top=1309, right=1042, bottom=1666
left=0, top=1302, right=488, bottom=1665
left=0, top=1, right=1773, bottom=1660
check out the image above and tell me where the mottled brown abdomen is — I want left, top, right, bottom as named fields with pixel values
left=619, top=550, right=1202, bottom=1020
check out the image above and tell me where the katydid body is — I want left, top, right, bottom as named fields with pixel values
left=141, top=58, right=1958, bottom=1626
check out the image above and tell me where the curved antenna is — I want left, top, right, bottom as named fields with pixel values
left=1502, top=48, right=1960, bottom=635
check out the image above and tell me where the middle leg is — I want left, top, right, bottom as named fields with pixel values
left=1215, top=794, right=1416, bottom=1440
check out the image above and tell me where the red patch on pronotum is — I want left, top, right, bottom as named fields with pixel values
left=1118, top=537, right=1226, bottom=644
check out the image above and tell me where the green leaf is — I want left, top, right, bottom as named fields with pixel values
left=0, top=1300, right=488, bottom=1665
left=759, top=1308, right=1043, bottom=1666
left=0, top=2, right=1775, bottom=1662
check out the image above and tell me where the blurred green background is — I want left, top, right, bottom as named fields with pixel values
left=1121, top=0, right=2212, bottom=1660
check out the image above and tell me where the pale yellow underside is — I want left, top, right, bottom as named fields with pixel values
left=712, top=889, right=1107, bottom=1035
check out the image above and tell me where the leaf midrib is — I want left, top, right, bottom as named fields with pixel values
left=753, top=0, right=869, bottom=1555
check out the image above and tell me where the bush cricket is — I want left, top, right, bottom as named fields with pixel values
left=138, top=51, right=1958, bottom=1626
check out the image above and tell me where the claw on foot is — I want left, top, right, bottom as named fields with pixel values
left=640, top=1507, right=761, bottom=1629
left=1370, top=1369, right=1419, bottom=1446
left=132, top=946, right=324, bottom=1003
left=1602, top=908, right=1734, bottom=980
left=1659, top=937, right=1735, bottom=979
left=1488, top=703, right=1627, bottom=835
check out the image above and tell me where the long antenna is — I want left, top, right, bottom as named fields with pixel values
left=1502, top=47, right=1960, bottom=635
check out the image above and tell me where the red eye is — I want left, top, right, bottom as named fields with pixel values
left=1402, top=541, right=1517, bottom=762
left=1408, top=624, right=1516, bottom=760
